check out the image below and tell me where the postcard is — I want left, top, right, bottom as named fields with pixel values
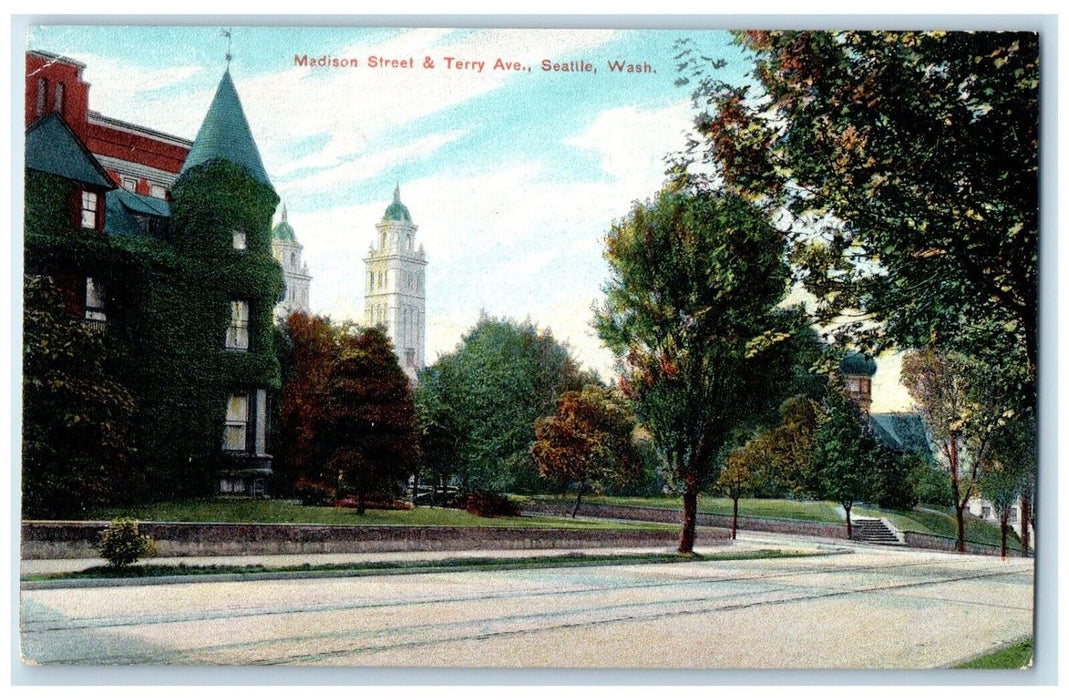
left=18, top=23, right=1039, bottom=672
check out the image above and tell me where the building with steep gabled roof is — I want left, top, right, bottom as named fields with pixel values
left=24, top=53, right=284, bottom=502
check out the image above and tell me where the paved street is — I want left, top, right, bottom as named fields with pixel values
left=19, top=539, right=1033, bottom=669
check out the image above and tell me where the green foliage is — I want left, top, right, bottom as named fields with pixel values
left=97, top=518, right=158, bottom=568
left=293, top=478, right=335, bottom=506
left=679, top=31, right=1038, bottom=395
left=909, top=454, right=954, bottom=506
left=531, top=385, right=640, bottom=514
left=595, top=188, right=817, bottom=552
left=872, top=451, right=919, bottom=511
left=807, top=380, right=884, bottom=521
left=419, top=315, right=584, bottom=493
left=23, top=158, right=284, bottom=501
left=22, top=275, right=139, bottom=518
left=317, top=326, right=420, bottom=514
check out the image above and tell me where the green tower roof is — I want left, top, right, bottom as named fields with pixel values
left=180, top=70, right=272, bottom=186
left=840, top=352, right=877, bottom=377
left=272, top=203, right=296, bottom=242
left=383, top=183, right=412, bottom=222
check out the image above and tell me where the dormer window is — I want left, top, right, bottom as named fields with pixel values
left=80, top=191, right=98, bottom=230
left=226, top=301, right=250, bottom=350
left=232, top=229, right=247, bottom=250
left=121, top=176, right=138, bottom=192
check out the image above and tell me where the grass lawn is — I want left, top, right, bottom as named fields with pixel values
left=855, top=505, right=1023, bottom=552
left=530, top=494, right=845, bottom=523
left=25, top=548, right=823, bottom=582
left=954, top=640, right=1032, bottom=669
left=85, top=499, right=675, bottom=531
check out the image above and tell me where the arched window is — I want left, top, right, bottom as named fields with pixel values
left=36, top=78, right=47, bottom=116
left=54, top=82, right=65, bottom=117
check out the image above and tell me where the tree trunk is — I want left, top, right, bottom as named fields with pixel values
left=572, top=481, right=585, bottom=518
left=844, top=503, right=852, bottom=539
left=411, top=472, right=419, bottom=507
left=948, top=435, right=966, bottom=553
left=678, top=471, right=698, bottom=554
left=731, top=495, right=738, bottom=540
left=1000, top=509, right=1009, bottom=559
left=1020, top=491, right=1031, bottom=557
left=357, top=489, right=365, bottom=516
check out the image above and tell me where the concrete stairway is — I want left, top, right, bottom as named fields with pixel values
left=851, top=517, right=901, bottom=545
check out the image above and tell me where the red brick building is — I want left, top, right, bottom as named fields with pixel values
left=26, top=50, right=192, bottom=197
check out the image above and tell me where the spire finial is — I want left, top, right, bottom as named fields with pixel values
left=280, top=202, right=287, bottom=222
left=393, top=182, right=401, bottom=202
left=221, top=28, right=233, bottom=67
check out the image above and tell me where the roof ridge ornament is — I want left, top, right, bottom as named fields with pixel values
left=394, top=182, right=401, bottom=203
left=221, top=28, right=233, bottom=67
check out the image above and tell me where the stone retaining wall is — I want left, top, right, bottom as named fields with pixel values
left=521, top=502, right=848, bottom=540
left=21, top=521, right=691, bottom=560
left=902, top=531, right=1025, bottom=557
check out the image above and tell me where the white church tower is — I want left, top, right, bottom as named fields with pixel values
left=272, top=203, right=312, bottom=319
left=364, top=184, right=427, bottom=382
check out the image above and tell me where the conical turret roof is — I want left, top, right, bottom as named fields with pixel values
left=180, top=69, right=272, bottom=186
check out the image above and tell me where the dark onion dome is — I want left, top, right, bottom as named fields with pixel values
left=180, top=69, right=272, bottom=187
left=383, top=183, right=412, bottom=222
left=272, top=203, right=296, bottom=242
left=840, top=351, right=877, bottom=377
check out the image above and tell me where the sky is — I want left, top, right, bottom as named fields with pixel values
left=25, top=24, right=913, bottom=412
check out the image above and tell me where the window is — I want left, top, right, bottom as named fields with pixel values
left=85, top=277, right=106, bottom=321
left=232, top=229, right=247, bottom=250
left=226, top=301, right=250, bottom=350
left=80, top=191, right=98, bottom=229
left=54, top=82, right=65, bottom=116
left=846, top=377, right=862, bottom=393
left=981, top=505, right=991, bottom=519
left=223, top=393, right=249, bottom=451
left=36, top=78, right=47, bottom=116
left=149, top=183, right=167, bottom=199
left=121, top=176, right=138, bottom=192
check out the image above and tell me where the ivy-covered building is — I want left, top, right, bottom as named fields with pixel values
left=24, top=65, right=284, bottom=500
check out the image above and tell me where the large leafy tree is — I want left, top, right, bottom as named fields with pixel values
left=679, top=31, right=1039, bottom=393
left=595, top=188, right=813, bottom=553
left=22, top=275, right=138, bottom=518
left=901, top=348, right=1008, bottom=551
left=420, top=315, right=586, bottom=493
left=316, top=326, right=419, bottom=514
left=531, top=384, right=639, bottom=517
left=807, top=380, right=885, bottom=538
left=273, top=311, right=339, bottom=492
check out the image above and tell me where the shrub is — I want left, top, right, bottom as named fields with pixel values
left=97, top=519, right=158, bottom=568
left=334, top=496, right=413, bottom=511
left=294, top=479, right=335, bottom=506
left=463, top=491, right=520, bottom=517
left=909, top=454, right=954, bottom=506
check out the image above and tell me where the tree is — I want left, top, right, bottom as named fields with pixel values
left=413, top=368, right=463, bottom=506
left=595, top=188, right=813, bottom=553
left=273, top=311, right=339, bottom=492
left=807, top=380, right=884, bottom=538
left=420, top=315, right=585, bottom=494
left=901, top=348, right=1006, bottom=552
left=316, top=327, right=419, bottom=514
left=978, top=411, right=1035, bottom=557
left=678, top=32, right=1038, bottom=391
left=22, top=275, right=138, bottom=518
left=531, top=384, right=639, bottom=517
left=718, top=440, right=761, bottom=539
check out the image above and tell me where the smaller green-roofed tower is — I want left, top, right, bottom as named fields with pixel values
left=272, top=203, right=312, bottom=319
left=839, top=351, right=877, bottom=415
